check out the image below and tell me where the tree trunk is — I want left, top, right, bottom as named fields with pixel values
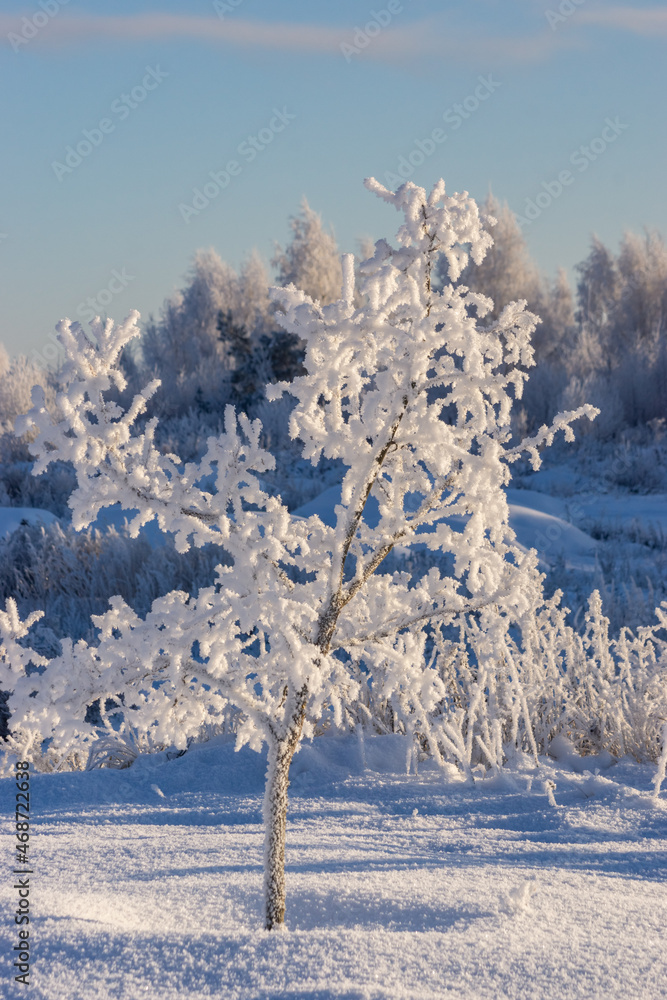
left=263, top=686, right=306, bottom=930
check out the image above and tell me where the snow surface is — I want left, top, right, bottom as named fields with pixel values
left=573, top=493, right=667, bottom=534
left=0, top=507, right=57, bottom=539
left=0, top=503, right=167, bottom=547
left=3, top=735, right=666, bottom=1000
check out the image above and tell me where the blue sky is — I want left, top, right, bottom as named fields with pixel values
left=1, top=0, right=666, bottom=359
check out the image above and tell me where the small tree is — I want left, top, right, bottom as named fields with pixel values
left=1, top=178, right=595, bottom=929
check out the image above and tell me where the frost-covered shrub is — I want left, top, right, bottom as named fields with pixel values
left=0, top=520, right=233, bottom=743
left=369, top=590, right=667, bottom=778
left=0, top=457, right=76, bottom=518
left=0, top=175, right=618, bottom=931
left=0, top=520, right=231, bottom=644
left=435, top=194, right=542, bottom=319
left=556, top=592, right=667, bottom=763
left=0, top=355, right=56, bottom=431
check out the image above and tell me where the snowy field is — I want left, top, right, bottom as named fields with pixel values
left=3, top=734, right=666, bottom=1000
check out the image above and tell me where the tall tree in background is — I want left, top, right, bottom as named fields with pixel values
left=434, top=194, right=577, bottom=432
left=616, top=231, right=667, bottom=349
left=272, top=197, right=343, bottom=305
left=574, top=235, right=620, bottom=372
left=141, top=250, right=276, bottom=418
left=141, top=250, right=237, bottom=415
left=566, top=230, right=667, bottom=431
left=236, top=251, right=274, bottom=337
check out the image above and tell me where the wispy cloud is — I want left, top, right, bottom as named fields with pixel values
left=1, top=7, right=664, bottom=63
left=578, top=5, right=667, bottom=37
left=1, top=14, right=350, bottom=53
left=0, top=11, right=578, bottom=65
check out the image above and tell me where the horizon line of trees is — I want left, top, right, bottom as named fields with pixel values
left=0, top=187, right=665, bottom=677
left=2, top=192, right=667, bottom=452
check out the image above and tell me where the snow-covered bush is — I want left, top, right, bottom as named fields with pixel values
left=0, top=176, right=609, bottom=930
left=562, top=592, right=667, bottom=762
left=0, top=354, right=56, bottom=432
left=0, top=519, right=232, bottom=645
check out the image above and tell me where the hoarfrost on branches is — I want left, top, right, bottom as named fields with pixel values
left=8, top=176, right=661, bottom=931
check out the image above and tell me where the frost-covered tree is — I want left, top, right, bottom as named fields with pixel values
left=616, top=230, right=667, bottom=349
left=518, top=268, right=577, bottom=432
left=533, top=268, right=576, bottom=365
left=566, top=230, right=667, bottom=431
left=143, top=249, right=238, bottom=374
left=0, top=354, right=55, bottom=432
left=575, top=235, right=620, bottom=335
left=272, top=197, right=343, bottom=305
left=236, top=250, right=274, bottom=337
left=1, top=178, right=597, bottom=930
left=141, top=249, right=277, bottom=419
left=141, top=250, right=240, bottom=417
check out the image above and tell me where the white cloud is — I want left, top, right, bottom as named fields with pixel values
left=578, top=5, right=667, bottom=37
left=2, top=7, right=664, bottom=63
left=0, top=12, right=577, bottom=65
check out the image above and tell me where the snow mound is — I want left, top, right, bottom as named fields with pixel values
left=0, top=506, right=57, bottom=538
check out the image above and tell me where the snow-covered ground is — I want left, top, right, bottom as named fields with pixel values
left=0, top=507, right=57, bottom=539
left=3, top=735, right=666, bottom=1000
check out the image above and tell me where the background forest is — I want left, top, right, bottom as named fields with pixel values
left=1, top=194, right=666, bottom=672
